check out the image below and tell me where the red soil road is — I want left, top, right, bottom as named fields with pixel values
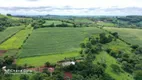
left=27, top=66, right=55, bottom=72
left=0, top=50, right=7, bottom=56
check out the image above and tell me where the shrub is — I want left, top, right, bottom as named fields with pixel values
left=131, top=45, right=139, bottom=49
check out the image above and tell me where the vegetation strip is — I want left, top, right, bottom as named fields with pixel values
left=0, top=26, right=25, bottom=45
left=0, top=25, right=33, bottom=50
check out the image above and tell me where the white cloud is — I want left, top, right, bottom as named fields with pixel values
left=0, top=0, right=142, bottom=15
left=1, top=0, right=142, bottom=8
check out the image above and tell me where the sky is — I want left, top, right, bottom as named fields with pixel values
left=0, top=0, right=142, bottom=15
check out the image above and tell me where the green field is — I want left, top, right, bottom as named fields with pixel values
left=0, top=26, right=33, bottom=50
left=43, top=20, right=62, bottom=26
left=97, top=21, right=115, bottom=27
left=18, top=27, right=104, bottom=57
left=0, top=14, right=6, bottom=18
left=103, top=39, right=132, bottom=54
left=17, top=52, right=80, bottom=66
left=73, top=18, right=94, bottom=23
left=92, top=34, right=134, bottom=80
left=43, top=20, right=74, bottom=26
left=2, top=13, right=142, bottom=80
left=1, top=49, right=19, bottom=57
left=104, top=27, right=142, bottom=47
left=0, top=26, right=24, bottom=44
left=94, top=52, right=133, bottom=80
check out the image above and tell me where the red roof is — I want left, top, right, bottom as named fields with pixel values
left=64, top=72, right=72, bottom=80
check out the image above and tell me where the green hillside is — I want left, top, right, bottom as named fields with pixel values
left=0, top=26, right=33, bottom=50
left=0, top=15, right=141, bottom=80
left=0, top=26, right=24, bottom=44
left=104, top=27, right=142, bottom=47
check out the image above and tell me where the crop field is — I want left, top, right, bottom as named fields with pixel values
left=94, top=52, right=133, bottom=80
left=18, top=27, right=104, bottom=57
left=17, top=52, right=80, bottom=66
left=0, top=26, right=33, bottom=50
left=43, top=20, right=62, bottom=26
left=104, top=27, right=142, bottom=47
left=0, top=26, right=24, bottom=44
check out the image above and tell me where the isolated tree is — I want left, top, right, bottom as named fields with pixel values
left=45, top=62, right=50, bottom=67
left=131, top=45, right=139, bottom=50
left=112, top=32, right=119, bottom=38
left=6, top=14, right=12, bottom=16
left=99, top=33, right=107, bottom=44
left=3, top=56, right=14, bottom=65
left=50, top=23, right=55, bottom=27
left=73, top=23, right=77, bottom=27
left=24, top=64, right=28, bottom=68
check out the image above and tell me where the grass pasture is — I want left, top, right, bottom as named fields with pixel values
left=94, top=52, right=133, bottom=80
left=18, top=27, right=104, bottom=57
left=103, top=39, right=132, bottom=54
left=0, top=26, right=24, bottom=44
left=97, top=21, right=115, bottom=27
left=0, top=26, right=33, bottom=50
left=92, top=34, right=134, bottom=80
left=17, top=52, right=80, bottom=67
left=104, top=27, right=142, bottom=47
